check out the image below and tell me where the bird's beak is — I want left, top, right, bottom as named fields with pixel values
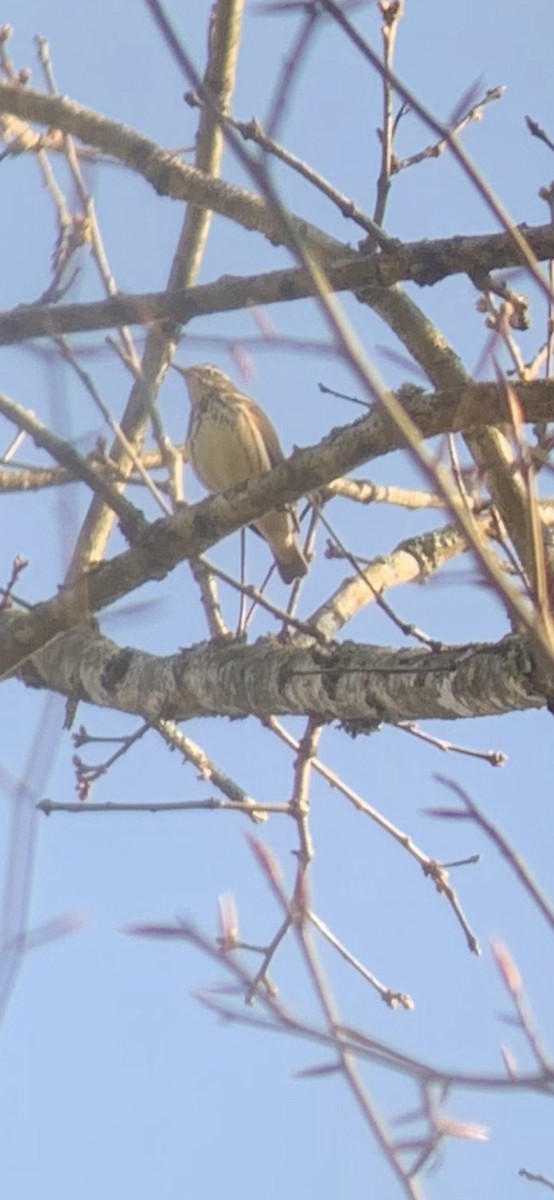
left=170, top=362, right=188, bottom=379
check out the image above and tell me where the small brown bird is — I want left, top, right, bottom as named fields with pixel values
left=174, top=363, right=307, bottom=583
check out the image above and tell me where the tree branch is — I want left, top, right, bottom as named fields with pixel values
left=2, top=225, right=554, bottom=345
left=20, top=625, right=545, bottom=724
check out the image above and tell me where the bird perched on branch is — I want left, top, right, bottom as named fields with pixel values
left=173, top=362, right=308, bottom=584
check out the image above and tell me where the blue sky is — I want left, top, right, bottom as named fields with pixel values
left=2, top=3, right=554, bottom=1198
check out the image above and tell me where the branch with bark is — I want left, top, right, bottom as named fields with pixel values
left=19, top=623, right=545, bottom=725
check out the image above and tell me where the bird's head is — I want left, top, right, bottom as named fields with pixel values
left=171, top=362, right=233, bottom=405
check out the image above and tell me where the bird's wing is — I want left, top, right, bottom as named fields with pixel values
left=243, top=398, right=284, bottom=469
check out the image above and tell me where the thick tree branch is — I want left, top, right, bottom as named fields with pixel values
left=2, top=224, right=554, bottom=345
left=20, top=625, right=545, bottom=724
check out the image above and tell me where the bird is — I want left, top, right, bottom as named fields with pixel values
left=173, top=362, right=308, bottom=584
